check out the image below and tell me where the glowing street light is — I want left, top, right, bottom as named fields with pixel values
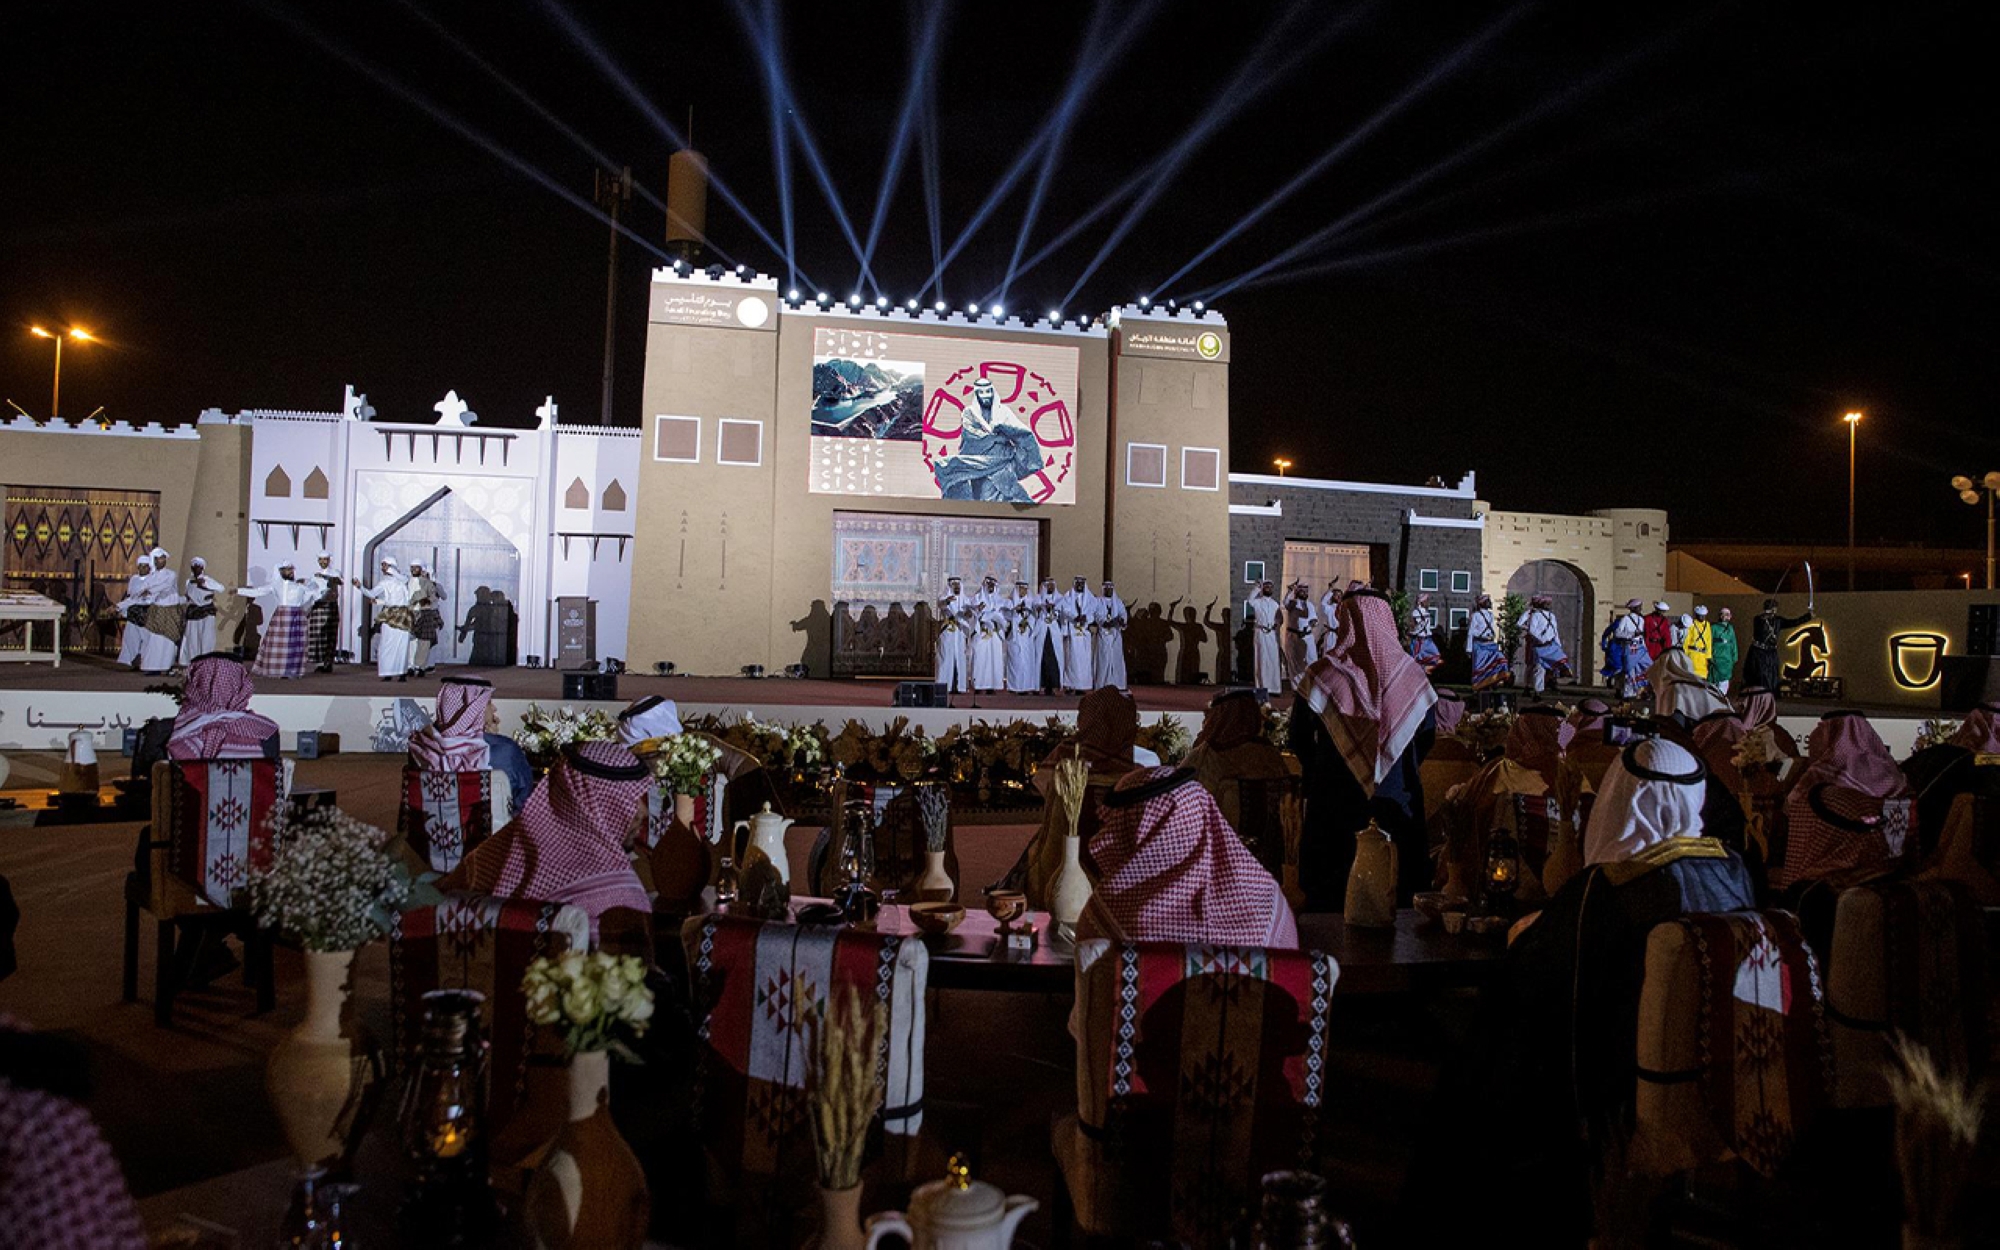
left=1950, top=471, right=2000, bottom=589
left=1843, top=411, right=1862, bottom=591
left=1273, top=457, right=1293, bottom=476
left=29, top=325, right=92, bottom=419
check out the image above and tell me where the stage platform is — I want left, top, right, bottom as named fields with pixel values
left=0, top=655, right=1935, bottom=755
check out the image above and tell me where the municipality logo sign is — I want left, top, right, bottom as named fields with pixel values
left=1196, top=331, right=1222, bottom=359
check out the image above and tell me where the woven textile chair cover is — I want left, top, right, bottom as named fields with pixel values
left=1235, top=775, right=1301, bottom=878
left=396, top=764, right=493, bottom=874
left=389, top=893, right=590, bottom=1157
left=1058, top=938, right=1338, bottom=1243
left=153, top=758, right=292, bottom=915
left=1511, top=791, right=1596, bottom=877
left=679, top=914, right=928, bottom=1186
left=1827, top=880, right=1990, bottom=1107
left=1632, top=909, right=1831, bottom=1178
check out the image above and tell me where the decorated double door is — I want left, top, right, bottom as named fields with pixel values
left=1, top=485, right=160, bottom=651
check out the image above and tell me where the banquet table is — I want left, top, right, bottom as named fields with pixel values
left=750, top=902, right=1506, bottom=997
left=0, top=590, right=65, bottom=666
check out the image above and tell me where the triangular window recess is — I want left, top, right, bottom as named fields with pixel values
left=564, top=477, right=590, bottom=509
left=601, top=479, right=627, bottom=511
left=302, top=467, right=331, bottom=499
left=264, top=465, right=292, bottom=498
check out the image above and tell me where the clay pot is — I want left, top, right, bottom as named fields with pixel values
left=265, top=948, right=381, bottom=1172
left=525, top=1050, right=650, bottom=1249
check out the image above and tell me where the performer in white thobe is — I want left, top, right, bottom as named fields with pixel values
left=132, top=549, right=184, bottom=673
left=1246, top=581, right=1283, bottom=696
left=1060, top=577, right=1097, bottom=694
left=407, top=560, right=446, bottom=675
left=1005, top=583, right=1040, bottom=693
left=239, top=561, right=314, bottom=679
left=180, top=557, right=224, bottom=664
left=970, top=598, right=1007, bottom=693
left=116, top=556, right=153, bottom=668
left=1032, top=578, right=1067, bottom=694
left=1281, top=582, right=1316, bottom=679
left=1093, top=581, right=1129, bottom=690
left=1316, top=582, right=1342, bottom=656
left=1523, top=595, right=1571, bottom=694
left=933, top=579, right=971, bottom=694
left=358, top=557, right=415, bottom=681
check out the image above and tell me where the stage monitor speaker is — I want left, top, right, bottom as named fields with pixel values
left=296, top=731, right=341, bottom=759
left=1938, top=656, right=2000, bottom=711
left=562, top=671, right=619, bottom=702
left=892, top=681, right=949, bottom=708
left=1967, top=604, right=1998, bottom=658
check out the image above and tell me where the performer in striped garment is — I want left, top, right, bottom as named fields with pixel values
left=306, top=554, right=343, bottom=673
left=407, top=560, right=446, bottom=676
left=239, top=561, right=312, bottom=680
left=358, top=557, right=415, bottom=682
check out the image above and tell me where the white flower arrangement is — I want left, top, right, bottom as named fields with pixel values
left=514, top=702, right=619, bottom=757
left=245, top=805, right=439, bottom=952
left=649, top=731, right=723, bottom=796
left=522, top=951, right=654, bottom=1058
left=1914, top=718, right=1963, bottom=754
left=1143, top=713, right=1192, bottom=765
left=1732, top=725, right=1780, bottom=771
left=785, top=723, right=824, bottom=766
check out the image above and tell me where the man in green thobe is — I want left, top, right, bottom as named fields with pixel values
left=1710, top=605, right=1740, bottom=693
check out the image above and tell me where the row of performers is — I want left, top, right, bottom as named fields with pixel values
left=112, top=551, right=456, bottom=682
left=932, top=575, right=1129, bottom=695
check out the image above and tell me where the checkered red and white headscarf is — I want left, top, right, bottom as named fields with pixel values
left=1507, top=706, right=1570, bottom=779
left=408, top=677, right=493, bottom=771
left=1796, top=711, right=1908, bottom=799
left=167, top=653, right=279, bottom=760
left=0, top=1017, right=147, bottom=1248
left=1079, top=767, right=1297, bottom=949
left=1045, top=685, right=1140, bottom=777
left=463, top=741, right=652, bottom=925
left=1297, top=591, right=1437, bottom=794
left=1950, top=702, right=2000, bottom=753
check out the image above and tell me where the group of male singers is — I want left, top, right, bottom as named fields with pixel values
left=933, top=574, right=1129, bottom=697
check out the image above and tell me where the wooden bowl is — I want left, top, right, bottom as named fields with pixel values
left=909, top=902, right=965, bottom=936
left=1412, top=892, right=1469, bottom=924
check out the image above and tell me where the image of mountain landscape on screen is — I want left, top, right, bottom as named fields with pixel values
left=811, top=357, right=925, bottom=440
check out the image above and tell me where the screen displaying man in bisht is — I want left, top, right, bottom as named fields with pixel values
left=935, top=376, right=1043, bottom=503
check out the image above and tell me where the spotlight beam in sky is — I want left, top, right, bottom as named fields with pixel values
left=918, top=52, right=945, bottom=302
left=1054, top=0, right=1373, bottom=308
left=257, top=1, right=675, bottom=267
left=732, top=0, right=874, bottom=291
left=386, top=0, right=732, bottom=263
left=1148, top=6, right=1529, bottom=300
left=1198, top=18, right=1697, bottom=301
left=860, top=1, right=949, bottom=282
left=923, top=0, right=1161, bottom=299
left=536, top=0, right=805, bottom=288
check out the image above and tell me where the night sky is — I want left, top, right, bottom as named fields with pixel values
left=7, top=2, right=1994, bottom=547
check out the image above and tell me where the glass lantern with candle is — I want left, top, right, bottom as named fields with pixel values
left=1483, top=825, right=1521, bottom=916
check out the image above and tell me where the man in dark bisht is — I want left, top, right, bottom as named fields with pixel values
left=1744, top=597, right=1813, bottom=691
left=1288, top=589, right=1438, bottom=907
left=1903, top=701, right=2000, bottom=858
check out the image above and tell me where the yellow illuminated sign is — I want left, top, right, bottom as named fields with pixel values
left=1888, top=631, right=1949, bottom=690
left=1782, top=622, right=1831, bottom=684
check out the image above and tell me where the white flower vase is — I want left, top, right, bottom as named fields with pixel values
left=1048, top=835, right=1092, bottom=942
left=915, top=850, right=954, bottom=902
left=525, top=1050, right=650, bottom=1249
left=266, top=948, right=381, bottom=1172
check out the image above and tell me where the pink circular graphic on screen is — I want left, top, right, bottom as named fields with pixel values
left=922, top=361, right=1074, bottom=503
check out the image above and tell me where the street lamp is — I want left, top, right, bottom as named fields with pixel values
left=29, top=326, right=92, bottom=419
left=1273, top=457, right=1292, bottom=476
left=1843, top=411, right=1862, bottom=591
left=1949, top=471, right=2000, bottom=589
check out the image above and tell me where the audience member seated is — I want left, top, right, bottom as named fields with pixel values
left=1003, top=686, right=1143, bottom=908
left=407, top=674, right=531, bottom=821
left=1438, top=705, right=1581, bottom=900
left=1458, top=738, right=1754, bottom=1243
left=1182, top=687, right=1292, bottom=831
left=1903, top=700, right=2000, bottom=855
left=1289, top=589, right=1437, bottom=907
left=444, top=741, right=655, bottom=957
left=1564, top=696, right=1624, bottom=790
left=618, top=695, right=784, bottom=831
left=0, top=1017, right=147, bottom=1248
left=1773, top=710, right=1912, bottom=893
left=165, top=653, right=280, bottom=761
left=1432, top=686, right=1466, bottom=738
left=1647, top=646, right=1730, bottom=727
left=1077, top=766, right=1297, bottom=948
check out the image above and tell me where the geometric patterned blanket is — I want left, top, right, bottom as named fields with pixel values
left=397, top=765, right=493, bottom=875
left=163, top=759, right=286, bottom=910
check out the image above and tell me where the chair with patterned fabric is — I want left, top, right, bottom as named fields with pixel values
left=1826, top=880, right=1990, bottom=1107
left=636, top=772, right=728, bottom=855
left=1234, top=775, right=1301, bottom=878
left=1052, top=939, right=1339, bottom=1245
left=1630, top=909, right=1832, bottom=1180
left=396, top=764, right=494, bottom=875
left=1511, top=791, right=1596, bottom=880
left=389, top=892, right=590, bottom=1175
left=121, top=758, right=290, bottom=1025
left=679, top=913, right=928, bottom=1204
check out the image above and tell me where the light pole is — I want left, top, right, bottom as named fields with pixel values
left=1843, top=411, right=1862, bottom=591
left=29, top=326, right=92, bottom=419
left=1950, top=471, right=2000, bottom=589
left=1272, top=457, right=1292, bottom=477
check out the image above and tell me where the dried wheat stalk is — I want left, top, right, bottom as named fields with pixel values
left=1280, top=794, right=1305, bottom=868
left=808, top=986, right=885, bottom=1190
left=1055, top=749, right=1091, bottom=840
left=1886, top=1033, right=1985, bottom=1239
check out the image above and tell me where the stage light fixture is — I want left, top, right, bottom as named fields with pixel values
left=741, top=664, right=767, bottom=679
left=1137, top=295, right=1151, bottom=307
left=736, top=264, right=748, bottom=275
left=817, top=292, right=831, bottom=303
left=1165, top=298, right=1179, bottom=312
left=967, top=302, right=979, bottom=314
left=1048, top=310, right=1062, bottom=323
left=907, top=298, right=919, bottom=310
left=1193, top=300, right=1205, bottom=311
left=787, top=288, right=800, bottom=301
left=706, top=265, right=725, bottom=280
left=875, top=296, right=888, bottom=309
left=848, top=293, right=862, bottom=306
left=605, top=657, right=627, bottom=675
left=934, top=300, right=947, bottom=312
left=652, top=660, right=677, bottom=676
left=990, top=304, right=1004, bottom=317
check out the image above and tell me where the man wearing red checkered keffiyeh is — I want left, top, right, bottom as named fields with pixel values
left=1774, top=710, right=1912, bottom=890
left=166, top=652, right=280, bottom=761
left=407, top=675, right=494, bottom=771
left=0, top=1016, right=147, bottom=1249
left=445, top=741, right=654, bottom=942
left=1079, top=767, right=1297, bottom=949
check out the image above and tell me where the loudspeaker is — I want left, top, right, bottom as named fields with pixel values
left=562, top=671, right=619, bottom=702
left=893, top=681, right=949, bottom=708
left=1967, top=604, right=1999, bottom=658
left=296, top=731, right=341, bottom=759
left=1938, top=656, right=2000, bottom=711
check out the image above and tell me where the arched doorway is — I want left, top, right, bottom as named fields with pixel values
left=360, top=487, right=520, bottom=666
left=1504, top=560, right=1595, bottom=684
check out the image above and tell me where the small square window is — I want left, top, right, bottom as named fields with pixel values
left=717, top=419, right=764, bottom=467
left=1243, top=560, right=1266, bottom=585
left=653, top=415, right=700, bottom=463
left=1126, top=442, right=1167, bottom=488
left=1450, top=570, right=1471, bottom=594
left=1181, top=446, right=1221, bottom=491
left=1418, top=568, right=1440, bottom=592
left=1449, top=608, right=1470, bottom=630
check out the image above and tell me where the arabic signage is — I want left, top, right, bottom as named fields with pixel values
left=1119, top=325, right=1228, bottom=363
left=648, top=283, right=776, bottom=332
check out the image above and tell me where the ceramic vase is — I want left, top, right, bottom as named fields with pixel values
left=650, top=793, right=712, bottom=906
left=817, top=1183, right=867, bottom=1250
left=1542, top=817, right=1582, bottom=897
left=266, top=948, right=381, bottom=1173
left=915, top=850, right=955, bottom=902
left=1048, top=835, right=1092, bottom=939
left=525, top=1050, right=650, bottom=1250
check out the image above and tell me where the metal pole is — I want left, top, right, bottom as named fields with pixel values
left=1847, top=419, right=1857, bottom=591
left=595, top=166, right=632, bottom=427
left=1988, top=489, right=1996, bottom=590
left=50, top=335, right=61, bottom=419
